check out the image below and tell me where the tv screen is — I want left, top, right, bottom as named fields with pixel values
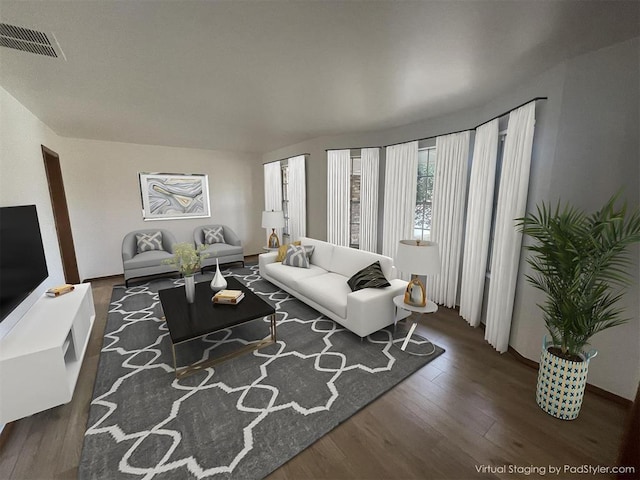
left=0, top=205, right=49, bottom=321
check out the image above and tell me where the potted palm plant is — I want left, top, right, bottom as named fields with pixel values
left=517, top=194, right=640, bottom=420
left=163, top=243, right=208, bottom=303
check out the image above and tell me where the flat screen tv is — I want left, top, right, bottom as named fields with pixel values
left=0, top=205, right=49, bottom=322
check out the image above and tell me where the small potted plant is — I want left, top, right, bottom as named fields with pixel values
left=518, top=193, right=640, bottom=420
left=163, top=243, right=208, bottom=302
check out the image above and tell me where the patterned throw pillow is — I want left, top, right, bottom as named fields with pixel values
left=282, top=244, right=311, bottom=268
left=347, top=261, right=391, bottom=291
left=204, top=226, right=225, bottom=244
left=276, top=241, right=301, bottom=262
left=136, top=231, right=163, bottom=253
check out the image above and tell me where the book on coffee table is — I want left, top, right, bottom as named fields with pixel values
left=213, top=289, right=245, bottom=304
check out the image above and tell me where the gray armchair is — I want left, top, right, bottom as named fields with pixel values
left=122, top=229, right=179, bottom=286
left=193, top=225, right=244, bottom=272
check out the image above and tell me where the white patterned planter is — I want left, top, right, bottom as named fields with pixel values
left=536, top=336, right=597, bottom=420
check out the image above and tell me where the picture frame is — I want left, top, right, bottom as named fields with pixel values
left=138, top=172, right=211, bottom=221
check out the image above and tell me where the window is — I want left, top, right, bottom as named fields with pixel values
left=281, top=163, right=290, bottom=243
left=349, top=156, right=361, bottom=248
left=414, top=147, right=436, bottom=241
left=487, top=132, right=506, bottom=273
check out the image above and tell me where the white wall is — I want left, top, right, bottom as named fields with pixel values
left=57, top=138, right=263, bottom=280
left=0, top=87, right=66, bottom=338
left=510, top=38, right=640, bottom=399
left=262, top=38, right=640, bottom=399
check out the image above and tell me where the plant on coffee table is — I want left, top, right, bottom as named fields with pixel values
left=163, top=242, right=209, bottom=276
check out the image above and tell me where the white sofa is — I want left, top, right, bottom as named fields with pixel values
left=259, top=237, right=409, bottom=338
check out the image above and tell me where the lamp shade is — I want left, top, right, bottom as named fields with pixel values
left=395, top=240, right=441, bottom=276
left=261, top=210, right=285, bottom=228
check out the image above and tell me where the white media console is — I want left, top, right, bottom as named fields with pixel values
left=0, top=283, right=96, bottom=424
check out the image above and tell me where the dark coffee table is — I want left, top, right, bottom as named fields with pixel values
left=158, top=276, right=276, bottom=378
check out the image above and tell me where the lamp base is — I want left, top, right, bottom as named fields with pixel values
left=268, top=230, right=281, bottom=249
left=403, top=277, right=426, bottom=307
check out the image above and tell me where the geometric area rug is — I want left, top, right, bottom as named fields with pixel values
left=79, top=264, right=444, bottom=479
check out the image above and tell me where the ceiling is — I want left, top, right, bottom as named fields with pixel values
left=0, top=1, right=638, bottom=154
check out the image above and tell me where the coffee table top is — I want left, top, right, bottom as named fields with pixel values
left=159, top=276, right=275, bottom=344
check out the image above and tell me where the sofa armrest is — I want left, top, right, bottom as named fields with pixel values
left=346, top=279, right=409, bottom=337
left=259, top=251, right=278, bottom=276
left=122, top=234, right=136, bottom=261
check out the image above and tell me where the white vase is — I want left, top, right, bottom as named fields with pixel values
left=536, top=336, right=597, bottom=420
left=210, top=259, right=227, bottom=292
left=184, top=275, right=196, bottom=303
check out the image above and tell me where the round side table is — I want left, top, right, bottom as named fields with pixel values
left=393, top=295, right=438, bottom=355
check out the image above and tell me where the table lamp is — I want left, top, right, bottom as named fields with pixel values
left=395, top=240, right=441, bottom=307
left=262, top=210, right=285, bottom=248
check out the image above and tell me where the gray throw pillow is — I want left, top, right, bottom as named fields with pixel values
left=204, top=226, right=225, bottom=244
left=347, top=261, right=391, bottom=291
left=136, top=231, right=163, bottom=253
left=282, top=244, right=311, bottom=268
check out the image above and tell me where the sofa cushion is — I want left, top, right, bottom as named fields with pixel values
left=282, top=244, right=312, bottom=268
left=276, top=241, right=300, bottom=262
left=204, top=226, right=225, bottom=244
left=264, top=262, right=326, bottom=285
left=136, top=231, right=163, bottom=253
left=299, top=237, right=334, bottom=271
left=347, top=261, right=391, bottom=291
left=125, top=250, right=174, bottom=269
left=330, top=245, right=393, bottom=279
left=201, top=243, right=243, bottom=258
left=295, top=272, right=350, bottom=319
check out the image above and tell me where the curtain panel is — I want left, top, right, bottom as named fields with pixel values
left=430, top=131, right=470, bottom=308
left=326, top=150, right=351, bottom=247
left=459, top=119, right=499, bottom=327
left=360, top=148, right=380, bottom=253
left=287, top=155, right=307, bottom=242
left=485, top=102, right=536, bottom=353
left=263, top=162, right=283, bottom=245
left=382, top=141, right=418, bottom=278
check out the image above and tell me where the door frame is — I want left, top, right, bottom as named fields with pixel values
left=41, top=145, right=81, bottom=284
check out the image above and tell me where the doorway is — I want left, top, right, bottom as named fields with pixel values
left=41, top=145, right=80, bottom=284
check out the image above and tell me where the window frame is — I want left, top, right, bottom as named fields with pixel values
left=414, top=146, right=436, bottom=241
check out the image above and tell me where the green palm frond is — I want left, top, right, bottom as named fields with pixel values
left=516, top=192, right=640, bottom=357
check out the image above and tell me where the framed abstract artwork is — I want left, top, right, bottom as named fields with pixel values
left=139, top=173, right=211, bottom=220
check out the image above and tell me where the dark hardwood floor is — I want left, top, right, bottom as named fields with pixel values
left=0, top=275, right=631, bottom=479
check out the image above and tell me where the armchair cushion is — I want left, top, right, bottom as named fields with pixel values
left=136, top=231, right=163, bottom=253
left=124, top=250, right=174, bottom=269
left=204, top=226, right=225, bottom=244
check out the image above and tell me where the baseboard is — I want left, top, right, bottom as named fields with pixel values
left=508, top=345, right=632, bottom=408
left=468, top=319, right=632, bottom=407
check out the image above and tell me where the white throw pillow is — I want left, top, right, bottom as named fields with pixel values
left=282, top=244, right=313, bottom=268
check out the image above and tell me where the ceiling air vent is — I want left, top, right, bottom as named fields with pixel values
left=0, top=23, right=63, bottom=58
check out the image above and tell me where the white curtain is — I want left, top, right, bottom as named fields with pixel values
left=287, top=155, right=307, bottom=241
left=485, top=102, right=536, bottom=353
left=459, top=120, right=499, bottom=327
left=430, top=131, right=470, bottom=308
left=264, top=162, right=283, bottom=245
left=326, top=150, right=351, bottom=246
left=360, top=148, right=380, bottom=252
left=382, top=141, right=418, bottom=277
